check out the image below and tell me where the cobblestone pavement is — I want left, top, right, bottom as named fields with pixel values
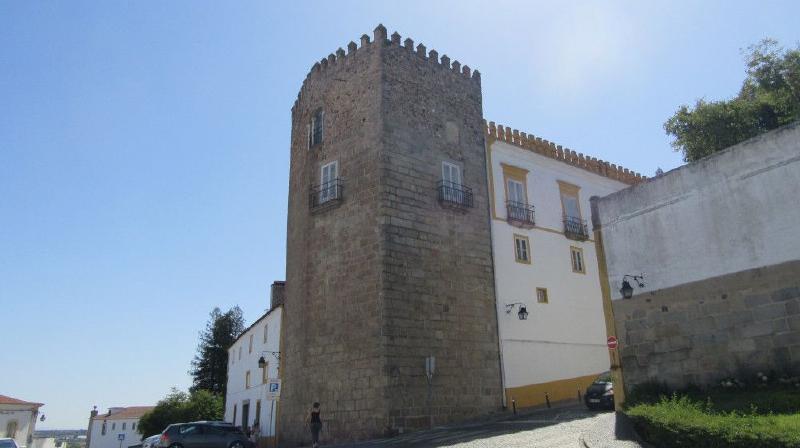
left=318, top=407, right=615, bottom=448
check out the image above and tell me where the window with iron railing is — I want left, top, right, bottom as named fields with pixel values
left=563, top=216, right=589, bottom=241
left=309, top=178, right=343, bottom=210
left=437, top=180, right=473, bottom=208
left=506, top=201, right=535, bottom=227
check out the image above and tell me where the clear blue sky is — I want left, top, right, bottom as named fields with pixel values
left=1, top=0, right=797, bottom=430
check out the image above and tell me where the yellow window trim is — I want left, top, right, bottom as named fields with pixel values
left=570, top=246, right=586, bottom=274
left=501, top=163, right=529, bottom=180
left=557, top=179, right=583, bottom=220
left=501, top=163, right=529, bottom=206
left=513, top=234, right=531, bottom=264
left=536, top=287, right=549, bottom=304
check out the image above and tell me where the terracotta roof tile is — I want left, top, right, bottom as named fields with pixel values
left=93, top=406, right=155, bottom=420
left=0, top=394, right=44, bottom=407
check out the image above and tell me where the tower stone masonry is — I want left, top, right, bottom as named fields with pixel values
left=279, top=24, right=503, bottom=445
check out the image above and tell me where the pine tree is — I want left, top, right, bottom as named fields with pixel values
left=189, top=306, right=245, bottom=396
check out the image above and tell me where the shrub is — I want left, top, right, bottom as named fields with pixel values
left=137, top=388, right=224, bottom=438
left=628, top=394, right=800, bottom=448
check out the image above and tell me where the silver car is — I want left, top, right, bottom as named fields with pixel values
left=142, top=435, right=161, bottom=448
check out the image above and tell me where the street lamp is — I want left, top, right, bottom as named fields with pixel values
left=505, top=303, right=529, bottom=320
left=620, top=274, right=645, bottom=299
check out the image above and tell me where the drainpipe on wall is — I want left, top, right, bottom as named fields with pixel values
left=590, top=196, right=627, bottom=410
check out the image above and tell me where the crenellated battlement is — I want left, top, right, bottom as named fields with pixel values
left=294, top=24, right=480, bottom=110
left=486, top=120, right=646, bottom=185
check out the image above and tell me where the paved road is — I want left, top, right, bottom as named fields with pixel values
left=321, top=406, right=614, bottom=448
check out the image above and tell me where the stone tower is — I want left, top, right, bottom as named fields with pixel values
left=279, top=25, right=502, bottom=445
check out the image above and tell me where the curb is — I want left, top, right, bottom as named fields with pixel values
left=579, top=411, right=653, bottom=448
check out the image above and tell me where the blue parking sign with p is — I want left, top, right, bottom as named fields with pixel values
left=266, top=378, right=281, bottom=398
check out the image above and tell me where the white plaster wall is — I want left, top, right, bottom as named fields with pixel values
left=31, top=437, right=57, bottom=448
left=489, top=140, right=628, bottom=232
left=224, top=307, right=282, bottom=436
left=489, top=140, right=629, bottom=388
left=0, top=408, right=36, bottom=447
left=597, top=122, right=800, bottom=299
left=87, top=418, right=142, bottom=448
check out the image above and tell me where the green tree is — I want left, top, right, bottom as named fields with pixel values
left=665, top=39, right=800, bottom=162
left=189, top=306, right=245, bottom=396
left=137, top=389, right=223, bottom=438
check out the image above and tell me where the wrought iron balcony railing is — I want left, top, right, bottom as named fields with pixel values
left=437, top=180, right=473, bottom=209
left=506, top=201, right=535, bottom=227
left=563, top=216, right=589, bottom=241
left=309, top=178, right=343, bottom=212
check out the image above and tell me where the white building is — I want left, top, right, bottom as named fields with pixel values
left=0, top=394, right=43, bottom=448
left=86, top=407, right=153, bottom=448
left=224, top=282, right=284, bottom=445
left=30, top=437, right=57, bottom=448
left=485, top=122, right=642, bottom=408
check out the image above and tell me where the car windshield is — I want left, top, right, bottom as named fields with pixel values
left=0, top=441, right=17, bottom=448
left=596, top=372, right=613, bottom=382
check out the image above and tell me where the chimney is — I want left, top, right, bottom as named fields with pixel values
left=271, top=281, right=286, bottom=309
left=86, top=406, right=98, bottom=448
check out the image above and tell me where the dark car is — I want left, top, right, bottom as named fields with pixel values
left=584, top=373, right=614, bottom=410
left=159, top=422, right=253, bottom=448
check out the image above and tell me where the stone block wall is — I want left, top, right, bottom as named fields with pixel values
left=613, top=260, right=800, bottom=390
left=280, top=29, right=386, bottom=446
left=379, top=33, right=502, bottom=429
left=280, top=25, right=501, bottom=446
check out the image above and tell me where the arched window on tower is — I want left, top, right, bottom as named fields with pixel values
left=308, top=109, right=324, bottom=148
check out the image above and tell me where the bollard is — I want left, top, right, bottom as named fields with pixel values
left=512, top=399, right=517, bottom=415
left=578, top=388, right=582, bottom=402
left=545, top=392, right=551, bottom=408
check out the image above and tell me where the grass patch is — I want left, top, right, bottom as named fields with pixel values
left=626, top=386, right=800, bottom=448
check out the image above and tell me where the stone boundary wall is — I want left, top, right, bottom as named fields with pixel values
left=614, top=260, right=800, bottom=390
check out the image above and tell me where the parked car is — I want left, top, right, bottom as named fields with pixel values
left=159, top=422, right=253, bottom=448
left=0, top=439, right=20, bottom=448
left=584, top=372, right=614, bottom=410
left=142, top=434, right=161, bottom=448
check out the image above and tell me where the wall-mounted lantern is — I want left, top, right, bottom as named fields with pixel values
left=258, top=351, right=281, bottom=369
left=505, top=302, right=529, bottom=320
left=620, top=274, right=645, bottom=299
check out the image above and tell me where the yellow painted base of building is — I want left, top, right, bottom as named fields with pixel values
left=505, top=373, right=601, bottom=409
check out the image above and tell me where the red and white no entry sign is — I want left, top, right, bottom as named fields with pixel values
left=607, top=336, right=618, bottom=350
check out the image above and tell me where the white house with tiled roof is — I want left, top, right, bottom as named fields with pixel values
left=86, top=406, right=154, bottom=448
left=224, top=282, right=284, bottom=445
left=485, top=122, right=642, bottom=409
left=0, top=394, right=44, bottom=448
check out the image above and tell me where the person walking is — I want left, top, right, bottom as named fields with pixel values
left=305, top=402, right=322, bottom=448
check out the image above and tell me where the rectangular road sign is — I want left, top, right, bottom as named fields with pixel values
left=266, top=378, right=281, bottom=399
